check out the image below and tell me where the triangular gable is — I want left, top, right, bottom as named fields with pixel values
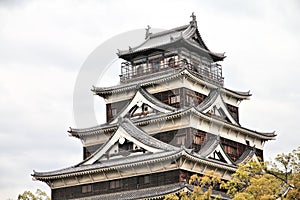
left=182, top=25, right=209, bottom=51
left=111, top=88, right=176, bottom=123
left=206, top=144, right=234, bottom=165
left=81, top=118, right=178, bottom=165
left=197, top=89, right=239, bottom=125
left=198, top=135, right=233, bottom=165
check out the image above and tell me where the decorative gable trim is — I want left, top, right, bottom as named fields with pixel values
left=197, top=89, right=239, bottom=125
left=110, top=88, right=175, bottom=123
left=81, top=118, right=178, bottom=165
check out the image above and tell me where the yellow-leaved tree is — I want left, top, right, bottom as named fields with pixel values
left=164, top=146, right=300, bottom=200
left=17, top=189, right=50, bottom=200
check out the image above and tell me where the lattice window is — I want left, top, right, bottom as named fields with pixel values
left=193, top=131, right=207, bottom=145
left=176, top=135, right=186, bottom=145
left=221, top=138, right=246, bottom=161
left=170, top=95, right=180, bottom=104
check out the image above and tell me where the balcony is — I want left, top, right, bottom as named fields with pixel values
left=120, top=59, right=224, bottom=86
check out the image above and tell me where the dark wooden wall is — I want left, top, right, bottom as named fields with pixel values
left=52, top=170, right=180, bottom=200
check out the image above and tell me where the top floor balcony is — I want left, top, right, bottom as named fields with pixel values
left=120, top=58, right=224, bottom=87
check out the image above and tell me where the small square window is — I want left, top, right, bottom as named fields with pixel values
left=82, top=185, right=92, bottom=193
left=110, top=180, right=121, bottom=189
left=111, top=108, right=117, bottom=116
left=144, top=175, right=150, bottom=184
left=176, top=135, right=186, bottom=145
left=170, top=95, right=180, bottom=104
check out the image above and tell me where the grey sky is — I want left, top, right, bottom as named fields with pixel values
left=0, top=0, right=299, bottom=199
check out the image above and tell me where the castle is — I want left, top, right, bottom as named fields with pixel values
left=33, top=14, right=276, bottom=200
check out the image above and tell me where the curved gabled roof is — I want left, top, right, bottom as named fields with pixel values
left=197, top=135, right=235, bottom=165
left=196, top=88, right=240, bottom=125
left=234, top=147, right=257, bottom=164
left=80, top=117, right=178, bottom=165
left=138, top=87, right=176, bottom=111
left=198, top=135, right=221, bottom=157
left=109, top=87, right=176, bottom=124
left=117, top=16, right=225, bottom=62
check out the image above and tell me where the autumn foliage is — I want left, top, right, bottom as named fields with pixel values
left=165, top=146, right=300, bottom=200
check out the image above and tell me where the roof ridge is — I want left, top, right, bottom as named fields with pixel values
left=149, top=24, right=189, bottom=39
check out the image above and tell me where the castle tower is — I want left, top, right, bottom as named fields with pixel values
left=33, top=14, right=276, bottom=200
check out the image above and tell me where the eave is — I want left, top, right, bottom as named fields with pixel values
left=69, top=106, right=275, bottom=141
left=92, top=68, right=251, bottom=100
left=33, top=147, right=237, bottom=182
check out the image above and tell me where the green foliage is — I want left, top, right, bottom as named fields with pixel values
left=17, top=189, right=50, bottom=200
left=221, top=146, right=300, bottom=200
left=165, top=147, right=300, bottom=200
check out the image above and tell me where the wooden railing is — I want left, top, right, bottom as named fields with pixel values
left=120, top=60, right=224, bottom=86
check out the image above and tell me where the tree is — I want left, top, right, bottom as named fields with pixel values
left=17, top=189, right=50, bottom=200
left=221, top=146, right=300, bottom=200
left=165, top=146, right=300, bottom=200
left=164, top=170, right=222, bottom=200
left=270, top=146, right=300, bottom=199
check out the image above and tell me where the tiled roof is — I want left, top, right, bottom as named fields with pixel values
left=70, top=182, right=231, bottom=200
left=117, top=18, right=225, bottom=62
left=92, top=68, right=182, bottom=95
left=70, top=107, right=276, bottom=140
left=77, top=117, right=179, bottom=165
left=138, top=87, right=176, bottom=111
left=196, top=88, right=240, bottom=126
left=70, top=182, right=192, bottom=200
left=108, top=87, right=176, bottom=124
left=120, top=118, right=178, bottom=151
left=92, top=67, right=251, bottom=99
left=33, top=145, right=239, bottom=180
left=33, top=149, right=181, bottom=179
left=198, top=135, right=220, bottom=157
left=117, top=25, right=189, bottom=57
left=235, top=147, right=256, bottom=164
left=196, top=89, right=219, bottom=112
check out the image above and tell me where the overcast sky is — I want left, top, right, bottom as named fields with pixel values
left=0, top=0, right=299, bottom=199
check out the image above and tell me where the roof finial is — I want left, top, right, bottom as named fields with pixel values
left=190, top=12, right=197, bottom=28
left=145, top=25, right=152, bottom=39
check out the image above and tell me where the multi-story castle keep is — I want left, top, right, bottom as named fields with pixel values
left=33, top=14, right=276, bottom=199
